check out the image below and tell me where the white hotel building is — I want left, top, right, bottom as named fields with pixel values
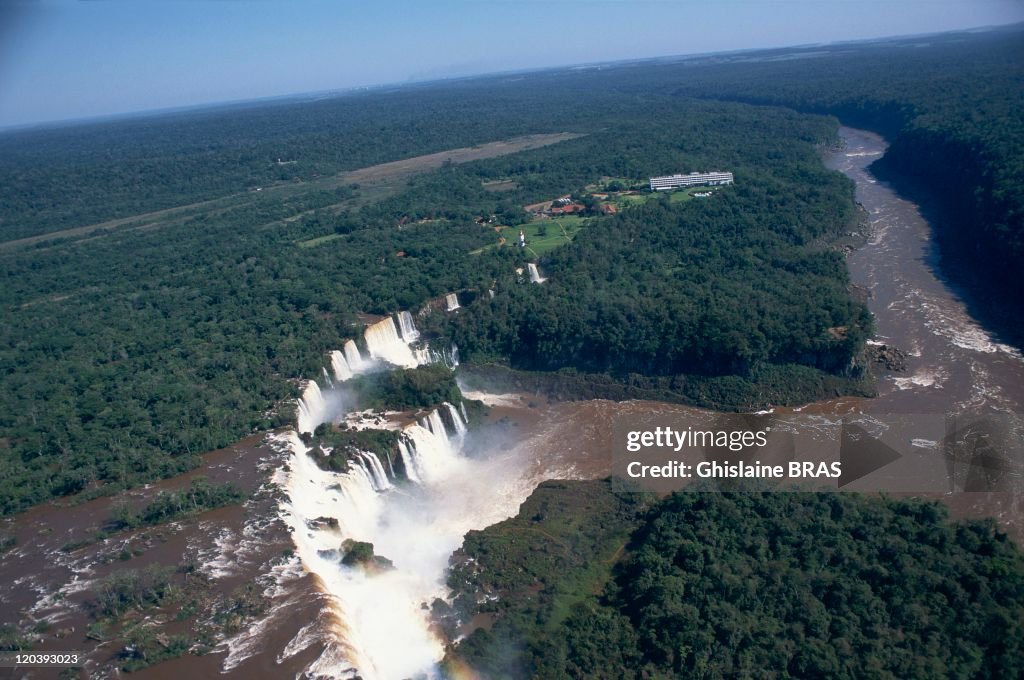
left=649, top=171, right=734, bottom=191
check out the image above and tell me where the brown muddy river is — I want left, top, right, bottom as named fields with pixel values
left=822, top=127, right=1023, bottom=536
left=829, top=127, right=1024, bottom=413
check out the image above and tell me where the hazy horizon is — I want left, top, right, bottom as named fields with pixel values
left=1, top=0, right=1022, bottom=129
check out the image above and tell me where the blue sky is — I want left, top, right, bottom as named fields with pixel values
left=1, top=0, right=1021, bottom=128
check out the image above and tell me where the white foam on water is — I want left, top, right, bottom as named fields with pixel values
left=459, top=388, right=524, bottom=408
left=277, top=393, right=548, bottom=679
left=277, top=619, right=324, bottom=663
left=904, top=287, right=1023, bottom=358
left=364, top=317, right=424, bottom=369
left=892, top=368, right=947, bottom=391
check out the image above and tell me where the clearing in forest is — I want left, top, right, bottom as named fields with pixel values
left=1, top=132, right=583, bottom=251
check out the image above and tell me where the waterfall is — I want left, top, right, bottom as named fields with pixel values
left=275, top=431, right=386, bottom=676
left=445, top=293, right=460, bottom=311
left=359, top=452, right=392, bottom=492
left=297, top=381, right=328, bottom=435
left=429, top=344, right=459, bottom=368
left=528, top=263, right=546, bottom=284
left=278, top=391, right=540, bottom=679
left=342, top=466, right=384, bottom=519
left=292, top=403, right=461, bottom=494
left=278, top=302, right=541, bottom=678
left=344, top=340, right=365, bottom=372
left=459, top=401, right=469, bottom=424
left=400, top=417, right=460, bottom=484
left=397, top=439, right=423, bottom=484
left=444, top=402, right=467, bottom=437
left=298, top=308, right=446, bottom=444
left=420, top=409, right=447, bottom=437
left=331, top=351, right=354, bottom=383
left=364, top=317, right=420, bottom=368
left=278, top=431, right=382, bottom=540
left=437, top=401, right=467, bottom=437
left=412, top=346, right=433, bottom=367
left=396, top=311, right=419, bottom=342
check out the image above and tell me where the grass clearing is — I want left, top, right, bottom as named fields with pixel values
left=297, top=233, right=344, bottom=248
left=472, top=215, right=590, bottom=257
left=482, top=179, right=519, bottom=192
left=613, top=193, right=654, bottom=207
left=608, top=186, right=716, bottom=210
left=2, top=132, right=583, bottom=251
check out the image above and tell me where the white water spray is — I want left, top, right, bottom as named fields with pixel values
left=279, top=397, right=541, bottom=680
left=364, top=317, right=424, bottom=369
left=396, top=311, right=420, bottom=342
left=297, top=381, right=328, bottom=435
left=344, top=339, right=366, bottom=372
left=331, top=350, right=354, bottom=383
left=528, top=262, right=546, bottom=284
left=278, top=307, right=548, bottom=679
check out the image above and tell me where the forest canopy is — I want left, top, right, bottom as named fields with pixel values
left=2, top=26, right=1020, bottom=513
left=443, top=481, right=1024, bottom=679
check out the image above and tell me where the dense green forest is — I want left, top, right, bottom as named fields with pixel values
left=443, top=480, right=1024, bottom=679
left=0, top=92, right=866, bottom=513
left=655, top=27, right=1024, bottom=331
left=2, top=27, right=1020, bottom=513
left=346, top=364, right=465, bottom=413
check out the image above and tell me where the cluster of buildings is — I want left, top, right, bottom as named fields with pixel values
left=649, top=171, right=734, bottom=191
left=548, top=197, right=585, bottom=215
